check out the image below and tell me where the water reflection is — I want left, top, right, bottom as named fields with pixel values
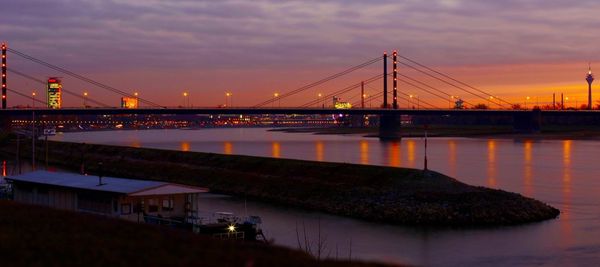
left=561, top=140, right=574, bottom=250
left=447, top=140, right=457, bottom=177
left=562, top=140, right=572, bottom=185
left=360, top=140, right=369, bottom=164
left=315, top=141, right=324, bottom=162
left=407, top=140, right=416, bottom=167
left=523, top=140, right=533, bottom=196
left=487, top=140, right=497, bottom=187
left=223, top=142, right=233, bottom=155
left=180, top=141, right=190, bottom=152
left=49, top=129, right=600, bottom=266
left=129, top=140, right=141, bottom=148
left=272, top=142, right=281, bottom=158
left=388, top=141, right=401, bottom=167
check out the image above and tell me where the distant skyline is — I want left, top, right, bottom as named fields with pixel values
left=2, top=0, right=600, bottom=107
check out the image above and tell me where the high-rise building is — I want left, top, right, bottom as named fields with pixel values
left=121, top=97, right=139, bottom=109
left=587, top=64, right=594, bottom=110
left=47, top=77, right=62, bottom=109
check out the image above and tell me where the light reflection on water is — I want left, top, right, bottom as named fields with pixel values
left=47, top=128, right=600, bottom=266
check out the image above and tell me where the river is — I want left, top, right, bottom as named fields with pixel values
left=47, top=128, right=600, bottom=266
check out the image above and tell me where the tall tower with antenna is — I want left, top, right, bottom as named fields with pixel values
left=587, top=63, right=594, bottom=110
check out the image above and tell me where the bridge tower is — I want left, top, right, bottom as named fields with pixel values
left=586, top=63, right=594, bottom=110
left=392, top=50, right=398, bottom=109
left=383, top=52, right=388, bottom=108
left=1, top=42, right=6, bottom=109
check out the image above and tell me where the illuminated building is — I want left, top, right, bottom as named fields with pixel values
left=333, top=96, right=352, bottom=109
left=121, top=97, right=139, bottom=109
left=47, top=77, right=62, bottom=109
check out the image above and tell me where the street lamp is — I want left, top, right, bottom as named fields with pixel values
left=83, top=91, right=88, bottom=108
left=409, top=94, right=413, bottom=109
left=273, top=92, right=279, bottom=108
left=362, top=93, right=367, bottom=109
left=225, top=92, right=232, bottom=107
left=317, top=93, right=322, bottom=108
left=525, top=96, right=530, bottom=109
left=183, top=91, right=189, bottom=107
left=32, top=91, right=36, bottom=109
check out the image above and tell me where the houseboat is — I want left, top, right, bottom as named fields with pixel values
left=5, top=170, right=265, bottom=241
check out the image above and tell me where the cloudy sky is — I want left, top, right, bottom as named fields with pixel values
left=2, top=0, right=600, bottom=107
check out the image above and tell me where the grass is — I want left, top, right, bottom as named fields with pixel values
left=0, top=201, right=395, bottom=267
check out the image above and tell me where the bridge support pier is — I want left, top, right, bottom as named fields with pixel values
left=0, top=114, right=11, bottom=134
left=513, top=109, right=541, bottom=134
left=379, top=114, right=402, bottom=141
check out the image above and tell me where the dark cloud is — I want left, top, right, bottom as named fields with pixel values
left=2, top=0, right=600, bottom=72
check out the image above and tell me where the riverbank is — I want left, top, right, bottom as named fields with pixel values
left=0, top=138, right=559, bottom=226
left=271, top=125, right=600, bottom=140
left=0, top=201, right=392, bottom=267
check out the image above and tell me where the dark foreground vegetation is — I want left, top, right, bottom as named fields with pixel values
left=0, top=138, right=559, bottom=226
left=0, top=201, right=392, bottom=267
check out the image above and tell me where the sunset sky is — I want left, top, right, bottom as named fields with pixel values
left=3, top=0, right=600, bottom=108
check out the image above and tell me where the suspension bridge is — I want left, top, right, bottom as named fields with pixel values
left=2, top=42, right=600, bottom=140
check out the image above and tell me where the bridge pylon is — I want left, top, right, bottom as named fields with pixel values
left=513, top=109, right=542, bottom=133
left=2, top=42, right=7, bottom=109
left=379, top=114, right=402, bottom=141
left=393, top=50, right=398, bottom=109
left=383, top=52, right=388, bottom=108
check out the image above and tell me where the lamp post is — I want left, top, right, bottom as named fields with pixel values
left=409, top=94, right=414, bottom=109
left=225, top=92, right=232, bottom=107
left=525, top=96, right=530, bottom=109
left=183, top=91, right=189, bottom=107
left=273, top=93, right=279, bottom=108
left=83, top=91, right=88, bottom=108
left=317, top=93, right=322, bottom=108
left=32, top=91, right=36, bottom=109
left=134, top=92, right=139, bottom=108
left=362, top=93, right=367, bottom=109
